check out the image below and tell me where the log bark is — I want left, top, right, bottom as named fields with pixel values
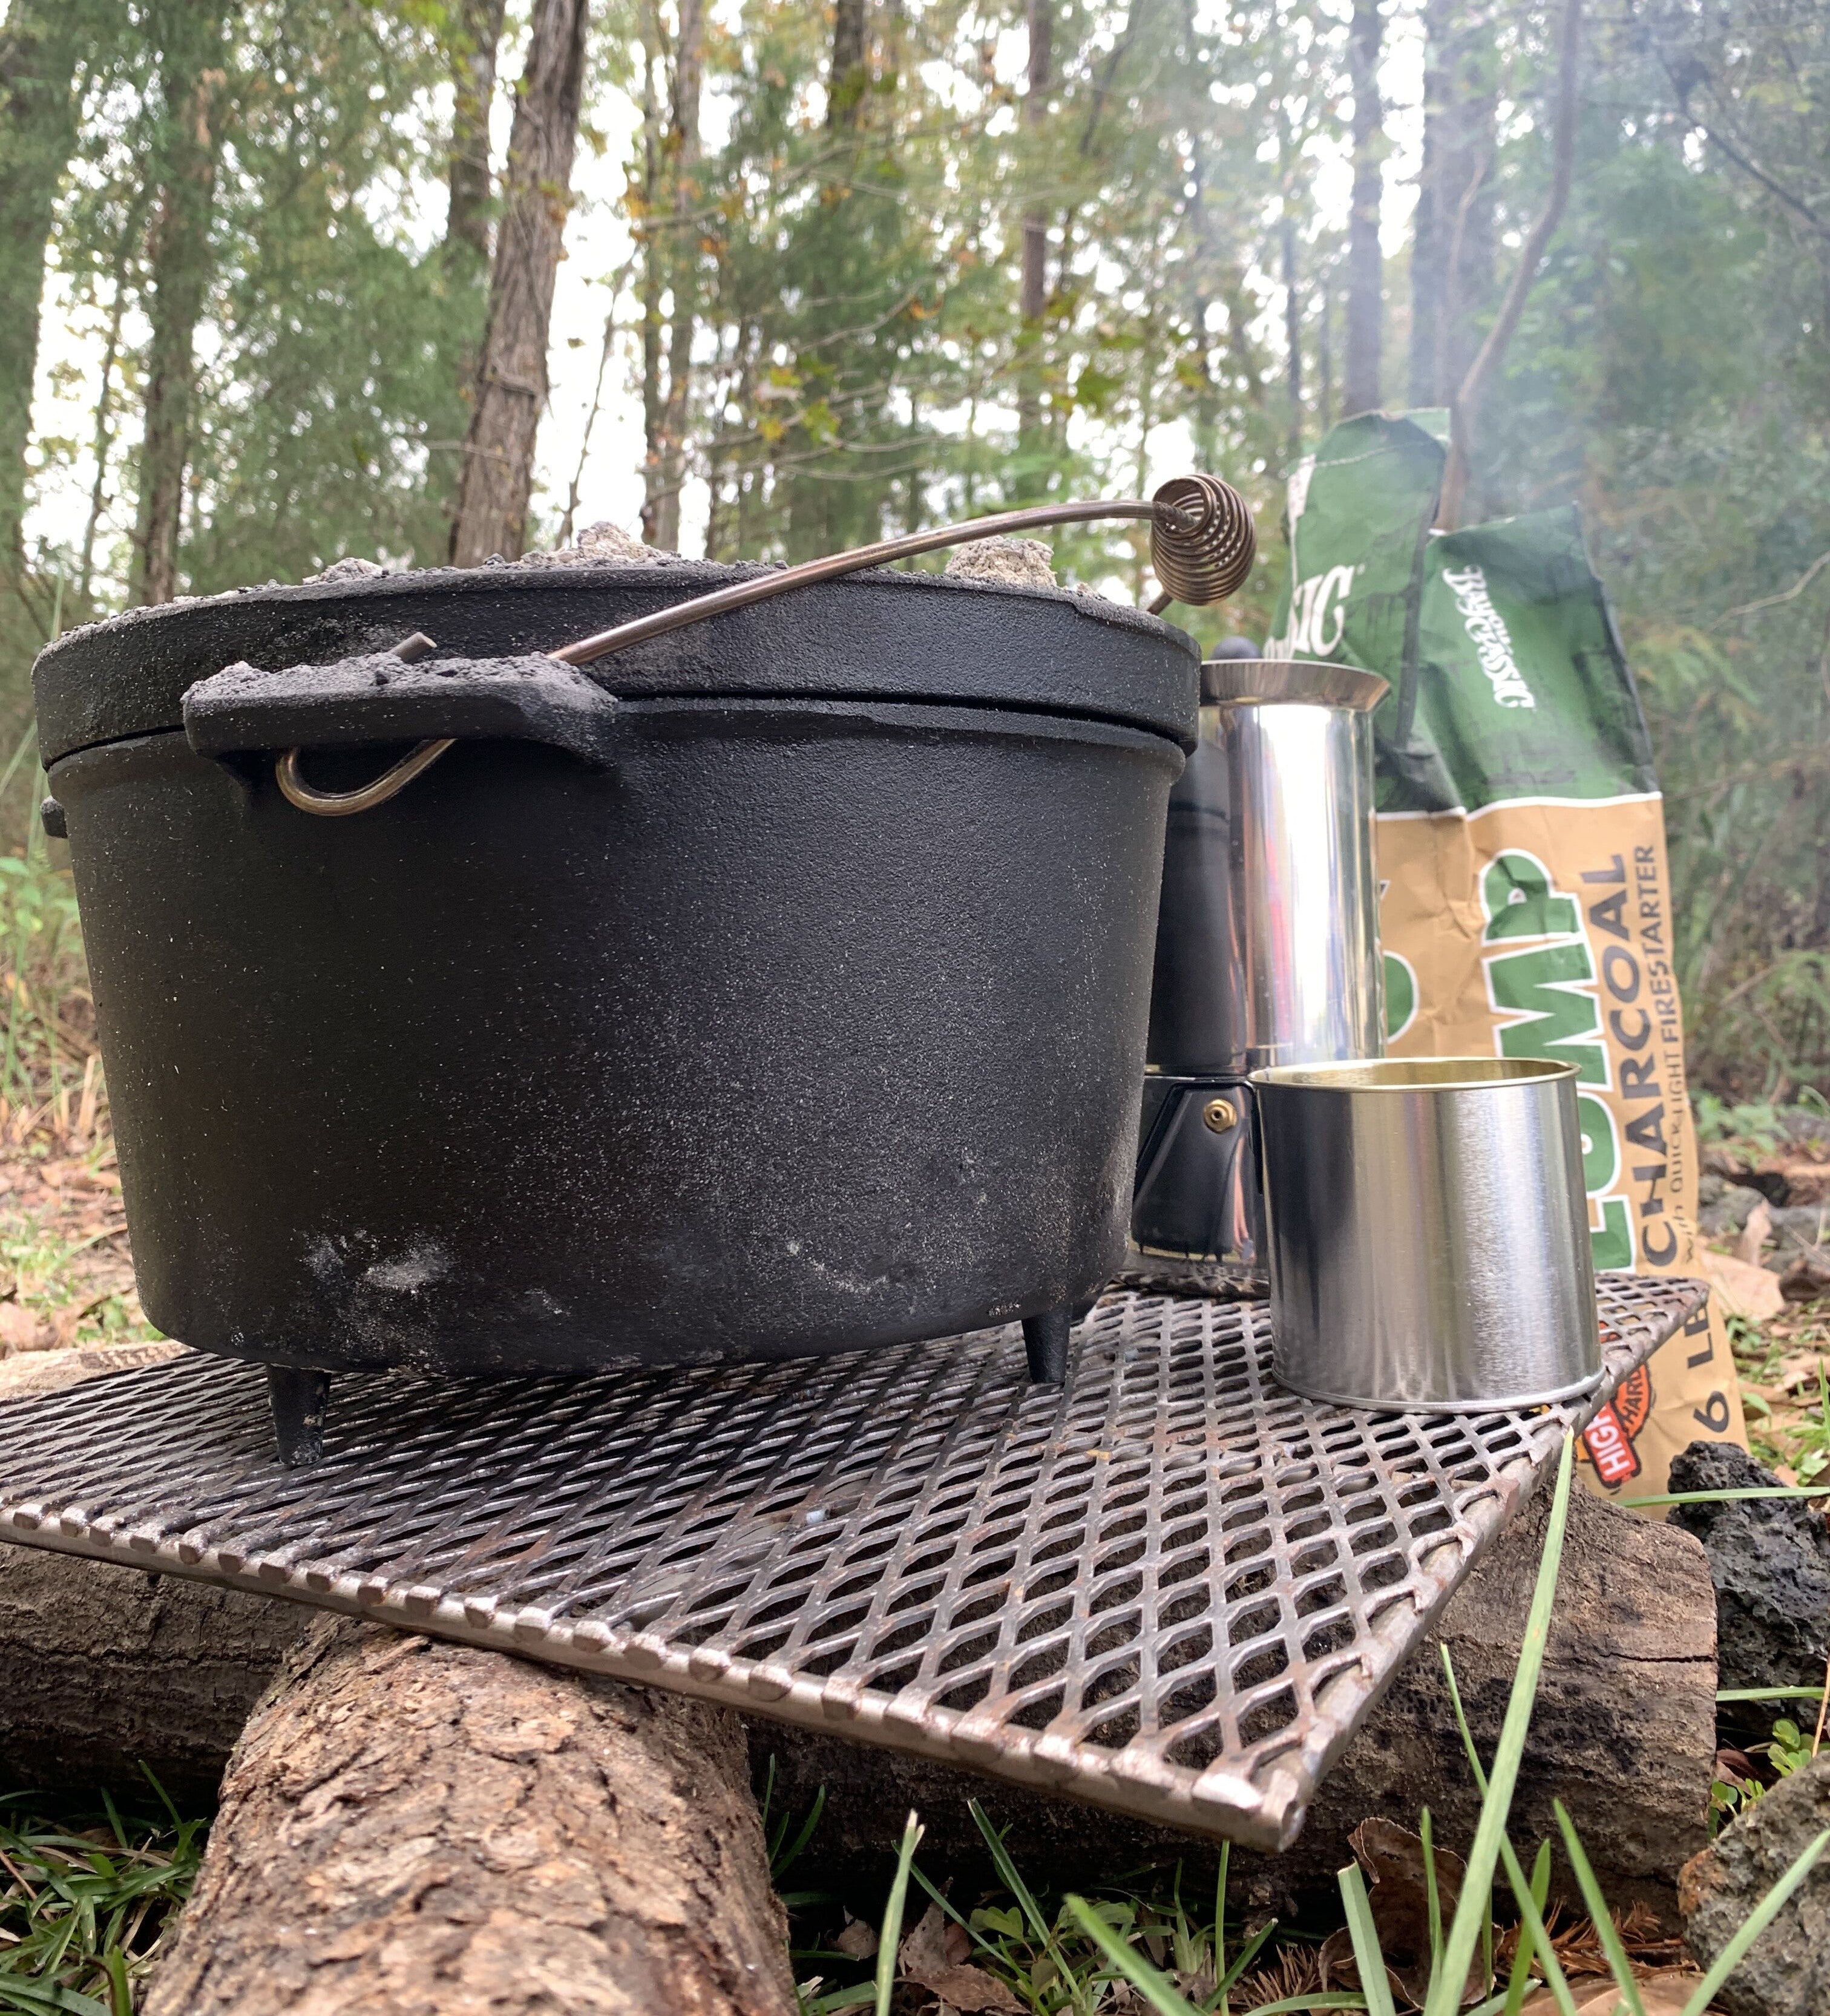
left=143, top=1615, right=797, bottom=2016
left=448, top=0, right=591, bottom=566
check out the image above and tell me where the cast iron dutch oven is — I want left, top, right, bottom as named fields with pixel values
left=33, top=560, right=1199, bottom=1404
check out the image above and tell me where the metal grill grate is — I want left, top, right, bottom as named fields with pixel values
left=0, top=1274, right=1702, bottom=1848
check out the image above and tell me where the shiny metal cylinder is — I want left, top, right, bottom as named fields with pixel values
left=1146, top=658, right=1388, bottom=1077
left=1253, top=1058, right=1602, bottom=1412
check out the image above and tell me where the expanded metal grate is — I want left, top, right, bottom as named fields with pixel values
left=0, top=1274, right=1700, bottom=1848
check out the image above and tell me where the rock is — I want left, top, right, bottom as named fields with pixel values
left=1679, top=1752, right=1830, bottom=2016
left=943, top=537, right=1057, bottom=588
left=1668, top=1441, right=1830, bottom=1740
left=1699, top=1182, right=1772, bottom=1241
left=1766, top=1203, right=1829, bottom=1280
left=1780, top=1252, right=1830, bottom=1303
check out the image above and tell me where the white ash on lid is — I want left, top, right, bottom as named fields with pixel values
left=301, top=555, right=389, bottom=584
left=943, top=536, right=1057, bottom=589
left=516, top=520, right=672, bottom=568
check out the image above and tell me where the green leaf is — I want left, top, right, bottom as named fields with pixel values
left=1679, top=1825, right=1830, bottom=2016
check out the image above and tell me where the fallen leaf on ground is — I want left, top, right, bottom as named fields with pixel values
left=899, top=1902, right=1023, bottom=2014
left=0, top=1301, right=54, bottom=1352
left=832, top=1917, right=877, bottom=1960
left=1702, top=1246, right=1787, bottom=1320
left=1737, top=1198, right=1775, bottom=1266
left=1516, top=1972, right=1706, bottom=2014
left=1348, top=1817, right=1484, bottom=2007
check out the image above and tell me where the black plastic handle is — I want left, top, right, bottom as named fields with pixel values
left=181, top=651, right=620, bottom=769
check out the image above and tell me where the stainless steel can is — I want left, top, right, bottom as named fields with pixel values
left=1251, top=1056, right=1602, bottom=1412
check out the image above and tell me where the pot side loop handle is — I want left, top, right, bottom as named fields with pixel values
left=277, top=474, right=1254, bottom=818
left=274, top=631, right=451, bottom=816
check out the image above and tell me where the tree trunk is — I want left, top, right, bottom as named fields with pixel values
left=1343, top=0, right=1383, bottom=416
left=652, top=0, right=706, bottom=555
left=638, top=13, right=666, bottom=546
left=448, top=0, right=591, bottom=567
left=1438, top=0, right=1581, bottom=529
left=1409, top=0, right=1496, bottom=410
left=828, top=0, right=869, bottom=131
left=0, top=0, right=83, bottom=570
left=1015, top=0, right=1052, bottom=494
left=130, top=0, right=231, bottom=609
left=1281, top=212, right=1303, bottom=466
left=142, top=1615, right=798, bottom=2016
left=445, top=0, right=508, bottom=267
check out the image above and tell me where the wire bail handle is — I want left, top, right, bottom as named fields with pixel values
left=276, top=472, right=1256, bottom=817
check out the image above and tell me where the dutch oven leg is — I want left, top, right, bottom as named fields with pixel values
left=267, top=1367, right=332, bottom=1468
left=1022, top=1306, right=1072, bottom=1385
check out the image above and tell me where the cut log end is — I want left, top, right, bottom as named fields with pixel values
left=142, top=1616, right=798, bottom=2016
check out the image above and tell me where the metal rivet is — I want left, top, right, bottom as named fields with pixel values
left=1201, top=1096, right=1239, bottom=1134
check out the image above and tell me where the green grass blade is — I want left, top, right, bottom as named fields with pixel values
left=1420, top=1807, right=1444, bottom=1978
left=1063, top=1894, right=1202, bottom=2016
left=759, top=1753, right=778, bottom=1842
left=1678, top=1825, right=1830, bottom=2016
left=966, top=1798, right=1082, bottom=1992
left=1552, top=1802, right=1647, bottom=2016
left=1440, top=1643, right=1489, bottom=1795
left=1336, top=1864, right=1397, bottom=2016
left=1717, top=1687, right=1830, bottom=1702
left=1500, top=1841, right=1550, bottom=2016
left=1209, top=1917, right=1277, bottom=2011
left=772, top=1786, right=826, bottom=1881
left=873, top=1811, right=922, bottom=2016
left=1213, top=1839, right=1230, bottom=2015
left=1445, top=1646, right=1581, bottom=2015
left=1425, top=1435, right=1578, bottom=2016
left=1620, top=1487, right=1830, bottom=1506
left=1228, top=2000, right=1367, bottom=2014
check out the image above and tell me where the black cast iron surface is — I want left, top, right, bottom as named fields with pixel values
left=0, top=1274, right=1703, bottom=1848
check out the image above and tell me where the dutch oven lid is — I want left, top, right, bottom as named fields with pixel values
left=33, top=558, right=1201, bottom=769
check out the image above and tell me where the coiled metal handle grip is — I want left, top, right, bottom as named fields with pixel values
left=279, top=474, right=1256, bottom=816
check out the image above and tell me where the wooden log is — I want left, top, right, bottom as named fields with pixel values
left=142, top=1614, right=798, bottom=2016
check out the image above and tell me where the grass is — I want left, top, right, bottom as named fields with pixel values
left=0, top=1782, right=203, bottom=2016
